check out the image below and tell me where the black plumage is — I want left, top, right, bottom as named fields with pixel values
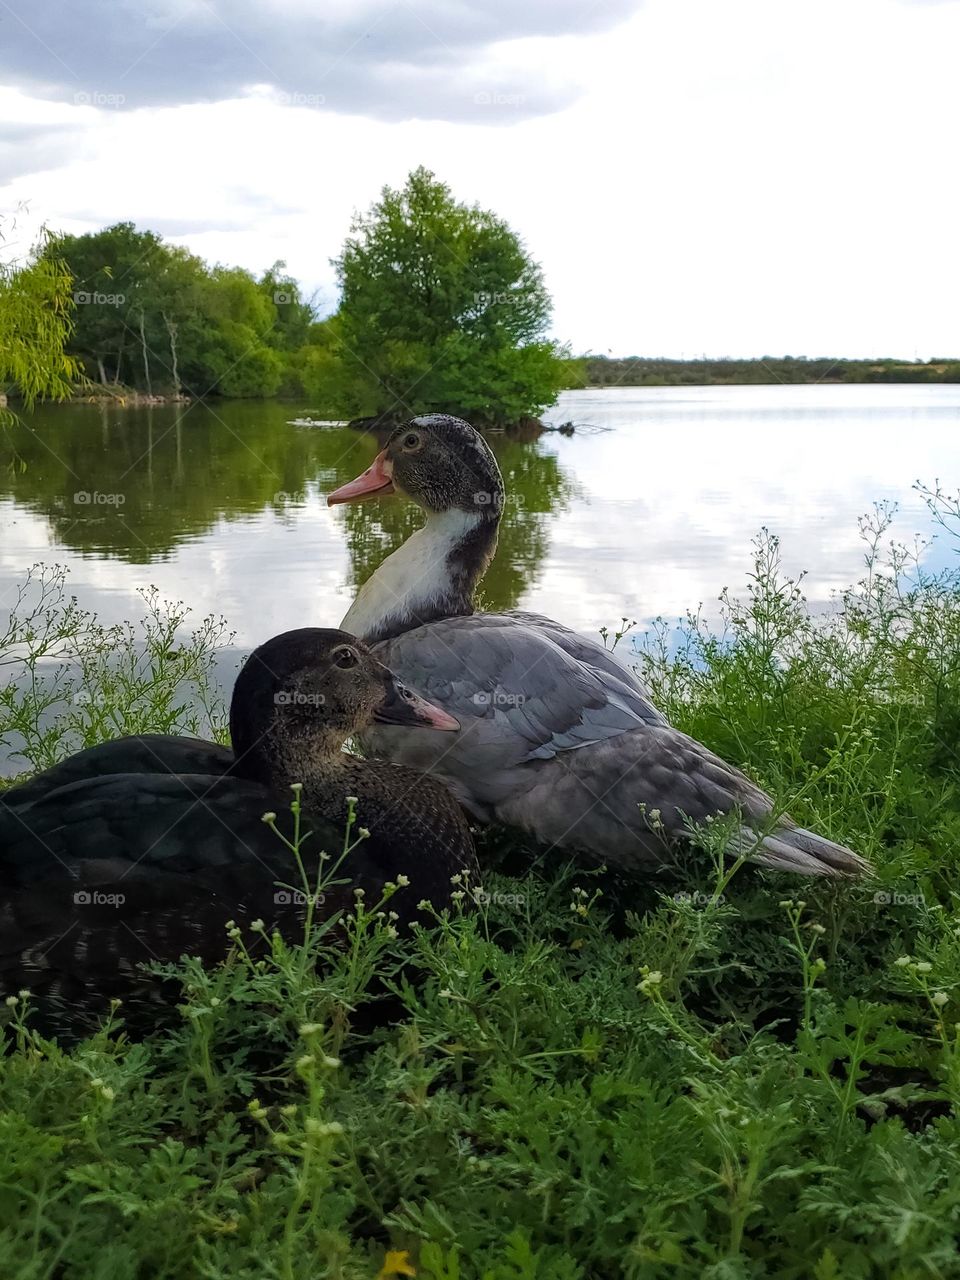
left=0, top=628, right=477, bottom=1038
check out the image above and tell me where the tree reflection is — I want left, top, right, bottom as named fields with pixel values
left=1, top=406, right=575, bottom=612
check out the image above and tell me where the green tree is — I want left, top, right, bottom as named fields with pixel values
left=46, top=222, right=168, bottom=388
left=259, top=261, right=315, bottom=351
left=332, top=167, right=571, bottom=424
left=49, top=225, right=291, bottom=399
left=0, top=227, right=80, bottom=415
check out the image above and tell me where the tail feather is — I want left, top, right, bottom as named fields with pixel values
left=734, top=824, right=871, bottom=877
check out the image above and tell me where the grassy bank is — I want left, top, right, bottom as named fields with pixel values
left=1, top=498, right=960, bottom=1278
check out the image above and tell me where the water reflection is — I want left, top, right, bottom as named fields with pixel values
left=0, top=400, right=572, bottom=632
left=0, top=388, right=956, bottom=658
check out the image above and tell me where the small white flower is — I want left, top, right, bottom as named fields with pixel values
left=396, top=874, right=410, bottom=887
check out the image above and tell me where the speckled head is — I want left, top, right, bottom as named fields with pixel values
left=229, top=628, right=458, bottom=779
left=327, top=414, right=505, bottom=517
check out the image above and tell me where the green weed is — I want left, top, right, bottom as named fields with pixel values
left=2, top=501, right=960, bottom=1277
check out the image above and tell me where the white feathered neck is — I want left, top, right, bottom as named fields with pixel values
left=342, top=508, right=494, bottom=644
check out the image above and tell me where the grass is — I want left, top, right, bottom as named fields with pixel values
left=2, top=497, right=960, bottom=1278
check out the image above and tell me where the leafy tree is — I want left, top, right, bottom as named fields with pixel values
left=45, top=222, right=167, bottom=388
left=293, top=315, right=377, bottom=416
left=332, top=167, right=571, bottom=423
left=49, top=225, right=293, bottom=399
left=259, top=261, right=315, bottom=352
left=0, top=227, right=81, bottom=414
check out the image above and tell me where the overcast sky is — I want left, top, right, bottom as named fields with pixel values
left=1, top=0, right=957, bottom=358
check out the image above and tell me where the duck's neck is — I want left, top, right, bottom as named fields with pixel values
left=235, top=726, right=348, bottom=793
left=341, top=507, right=499, bottom=644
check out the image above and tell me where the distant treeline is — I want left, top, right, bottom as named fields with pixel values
left=578, top=356, right=960, bottom=387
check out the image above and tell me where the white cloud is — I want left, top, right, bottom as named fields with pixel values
left=1, top=0, right=958, bottom=357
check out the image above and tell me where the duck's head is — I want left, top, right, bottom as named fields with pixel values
left=327, top=414, right=504, bottom=518
left=230, top=628, right=458, bottom=777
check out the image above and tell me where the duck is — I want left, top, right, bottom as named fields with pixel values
left=0, top=628, right=477, bottom=1037
left=327, top=414, right=869, bottom=879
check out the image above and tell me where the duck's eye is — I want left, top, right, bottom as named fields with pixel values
left=401, top=432, right=422, bottom=452
left=334, top=647, right=358, bottom=669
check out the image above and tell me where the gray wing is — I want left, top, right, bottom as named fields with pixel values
left=368, top=614, right=666, bottom=787
left=504, top=611, right=656, bottom=698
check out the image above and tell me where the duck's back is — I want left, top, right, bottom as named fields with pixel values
left=0, top=761, right=475, bottom=1038
left=1, top=734, right=235, bottom=810
left=363, top=610, right=665, bottom=816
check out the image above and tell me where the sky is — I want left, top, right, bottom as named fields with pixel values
left=1, top=0, right=958, bottom=359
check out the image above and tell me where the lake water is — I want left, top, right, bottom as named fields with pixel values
left=1, top=385, right=958, bottom=703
